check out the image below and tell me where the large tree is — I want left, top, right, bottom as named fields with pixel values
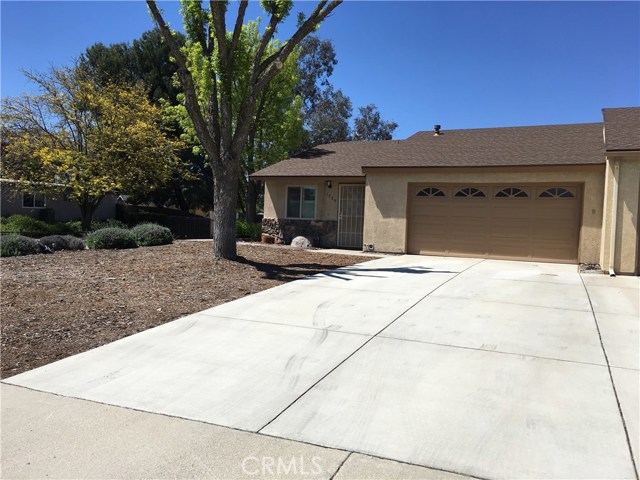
left=303, top=85, right=352, bottom=147
left=353, top=104, right=398, bottom=141
left=295, top=34, right=337, bottom=113
left=79, top=30, right=186, bottom=105
left=1, top=67, right=179, bottom=230
left=147, top=0, right=342, bottom=259
left=230, top=21, right=304, bottom=222
left=80, top=32, right=208, bottom=213
left=163, top=20, right=304, bottom=222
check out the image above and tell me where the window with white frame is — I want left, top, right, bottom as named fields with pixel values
left=22, top=192, right=46, bottom=208
left=286, top=186, right=316, bottom=219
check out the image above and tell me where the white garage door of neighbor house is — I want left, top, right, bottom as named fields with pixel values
left=407, top=184, right=582, bottom=263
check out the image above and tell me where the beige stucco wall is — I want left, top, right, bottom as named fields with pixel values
left=263, top=177, right=365, bottom=221
left=600, top=154, right=640, bottom=275
left=362, top=166, right=605, bottom=264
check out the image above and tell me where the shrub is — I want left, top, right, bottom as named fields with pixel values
left=62, top=220, right=84, bottom=236
left=91, top=219, right=128, bottom=231
left=0, top=234, right=42, bottom=257
left=236, top=219, right=262, bottom=241
left=0, top=215, right=65, bottom=238
left=39, top=234, right=86, bottom=251
left=131, top=223, right=173, bottom=247
left=86, top=227, right=138, bottom=250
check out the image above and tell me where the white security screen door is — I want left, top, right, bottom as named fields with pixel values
left=337, top=184, right=365, bottom=248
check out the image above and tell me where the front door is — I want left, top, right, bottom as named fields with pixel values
left=337, top=184, right=365, bottom=248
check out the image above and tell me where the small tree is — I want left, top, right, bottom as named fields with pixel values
left=1, top=66, right=180, bottom=230
left=147, top=0, right=342, bottom=259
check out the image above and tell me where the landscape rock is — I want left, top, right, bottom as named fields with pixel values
left=291, top=236, right=313, bottom=249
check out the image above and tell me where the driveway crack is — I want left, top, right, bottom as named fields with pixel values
left=328, top=451, right=352, bottom=480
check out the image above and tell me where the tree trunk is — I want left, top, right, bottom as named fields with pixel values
left=79, top=196, right=101, bottom=232
left=246, top=180, right=257, bottom=223
left=173, top=182, right=189, bottom=212
left=212, top=153, right=240, bottom=259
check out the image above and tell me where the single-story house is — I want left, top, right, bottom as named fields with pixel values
left=252, top=107, right=640, bottom=275
left=0, top=179, right=117, bottom=223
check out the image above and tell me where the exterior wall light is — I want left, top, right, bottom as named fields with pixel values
left=325, top=180, right=332, bottom=189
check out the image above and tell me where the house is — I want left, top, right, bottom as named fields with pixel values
left=0, top=179, right=117, bottom=223
left=251, top=107, right=640, bottom=275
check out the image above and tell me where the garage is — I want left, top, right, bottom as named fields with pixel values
left=407, top=183, right=582, bottom=262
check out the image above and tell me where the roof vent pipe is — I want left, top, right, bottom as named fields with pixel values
left=434, top=125, right=441, bottom=136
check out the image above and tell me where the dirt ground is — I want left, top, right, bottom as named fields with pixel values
left=1, top=241, right=372, bottom=379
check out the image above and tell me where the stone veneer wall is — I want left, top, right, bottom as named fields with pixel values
left=262, top=218, right=338, bottom=248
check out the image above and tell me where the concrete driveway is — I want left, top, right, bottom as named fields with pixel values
left=3, top=255, right=639, bottom=479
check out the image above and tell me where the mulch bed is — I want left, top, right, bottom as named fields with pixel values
left=1, top=241, right=371, bottom=379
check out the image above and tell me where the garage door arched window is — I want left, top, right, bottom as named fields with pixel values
left=539, top=187, right=575, bottom=198
left=454, top=187, right=486, bottom=198
left=416, top=187, right=445, bottom=197
left=495, top=187, right=528, bottom=198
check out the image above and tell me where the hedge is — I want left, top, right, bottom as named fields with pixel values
left=86, top=228, right=138, bottom=250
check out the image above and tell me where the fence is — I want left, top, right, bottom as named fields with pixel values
left=116, top=204, right=212, bottom=239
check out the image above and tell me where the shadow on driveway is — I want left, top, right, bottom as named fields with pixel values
left=236, top=256, right=454, bottom=281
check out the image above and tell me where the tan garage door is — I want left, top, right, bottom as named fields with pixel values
left=407, top=184, right=582, bottom=262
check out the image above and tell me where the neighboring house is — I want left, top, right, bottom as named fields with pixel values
left=252, top=107, right=640, bottom=275
left=0, top=179, right=117, bottom=222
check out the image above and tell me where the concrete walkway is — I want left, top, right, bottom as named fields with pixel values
left=2, top=255, right=639, bottom=479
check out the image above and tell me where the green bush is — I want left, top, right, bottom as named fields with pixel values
left=0, top=234, right=42, bottom=257
left=91, top=219, right=128, bottom=231
left=86, top=227, right=138, bottom=250
left=0, top=215, right=66, bottom=238
left=62, top=220, right=84, bottom=236
left=39, top=235, right=86, bottom=251
left=236, top=219, right=262, bottom=241
left=131, top=223, right=173, bottom=247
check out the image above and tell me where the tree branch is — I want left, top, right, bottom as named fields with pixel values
left=257, top=1, right=341, bottom=85
left=209, top=0, right=233, bottom=150
left=146, top=0, right=219, bottom=160
left=252, top=13, right=282, bottom=77
left=230, top=0, right=249, bottom=63
left=232, top=0, right=342, bottom=152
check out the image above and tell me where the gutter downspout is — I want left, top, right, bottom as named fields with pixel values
left=608, top=159, right=620, bottom=276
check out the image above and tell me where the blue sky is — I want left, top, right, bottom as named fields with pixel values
left=2, top=1, right=638, bottom=139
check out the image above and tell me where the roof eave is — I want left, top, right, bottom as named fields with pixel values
left=250, top=173, right=365, bottom=180
left=605, top=148, right=640, bottom=154
left=361, top=162, right=606, bottom=170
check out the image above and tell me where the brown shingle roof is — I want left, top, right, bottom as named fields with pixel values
left=251, top=122, right=605, bottom=178
left=363, top=123, right=605, bottom=169
left=251, top=140, right=388, bottom=178
left=602, top=107, right=640, bottom=152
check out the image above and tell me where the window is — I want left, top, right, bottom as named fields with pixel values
left=416, top=187, right=445, bottom=197
left=539, top=187, right=575, bottom=198
left=454, top=187, right=486, bottom=198
left=495, top=187, right=528, bottom=198
left=22, top=192, right=46, bottom=208
left=287, top=186, right=316, bottom=219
